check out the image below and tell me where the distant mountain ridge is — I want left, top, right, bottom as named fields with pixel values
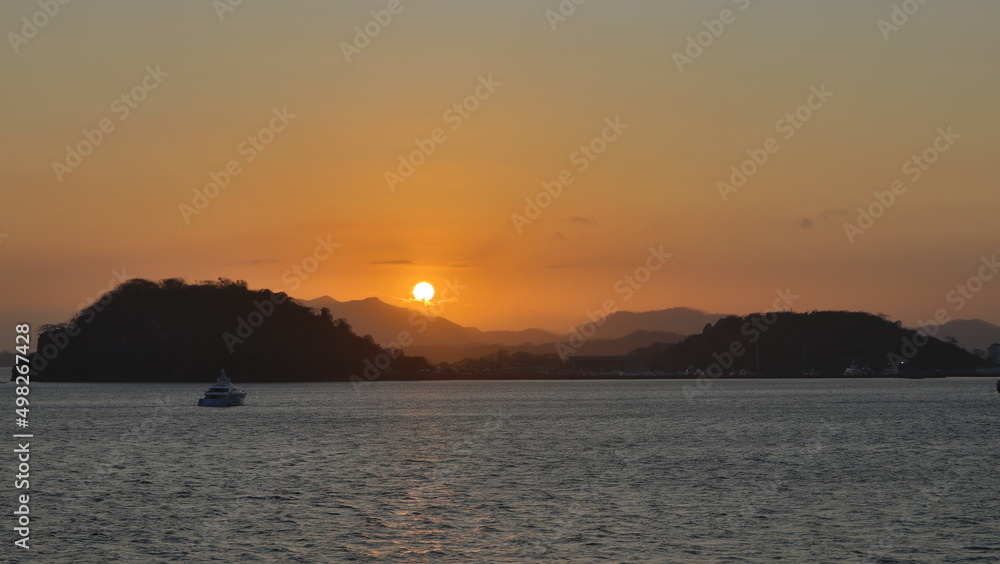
left=574, top=307, right=726, bottom=340
left=303, top=296, right=722, bottom=362
left=303, top=296, right=559, bottom=347
left=302, top=295, right=1000, bottom=365
left=920, top=318, right=1000, bottom=354
left=25, top=279, right=995, bottom=382
left=407, top=330, right=685, bottom=364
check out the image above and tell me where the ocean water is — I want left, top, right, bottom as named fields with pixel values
left=11, top=378, right=1000, bottom=563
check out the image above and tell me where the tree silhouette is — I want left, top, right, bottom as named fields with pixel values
left=32, top=277, right=429, bottom=382
left=630, top=311, right=986, bottom=376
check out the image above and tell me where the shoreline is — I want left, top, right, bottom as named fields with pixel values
left=30, top=372, right=1000, bottom=384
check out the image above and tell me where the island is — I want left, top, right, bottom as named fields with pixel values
left=30, top=278, right=987, bottom=382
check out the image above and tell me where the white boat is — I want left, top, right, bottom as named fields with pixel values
left=843, top=362, right=866, bottom=376
left=197, top=370, right=247, bottom=407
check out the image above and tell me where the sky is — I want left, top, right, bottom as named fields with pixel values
left=1, top=0, right=998, bottom=339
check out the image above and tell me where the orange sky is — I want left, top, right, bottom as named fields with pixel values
left=2, top=0, right=998, bottom=337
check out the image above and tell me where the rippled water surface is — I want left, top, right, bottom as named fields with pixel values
left=15, top=379, right=1000, bottom=562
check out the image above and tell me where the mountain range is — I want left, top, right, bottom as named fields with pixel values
left=303, top=296, right=724, bottom=363
left=928, top=319, right=1000, bottom=353
left=302, top=296, right=1000, bottom=364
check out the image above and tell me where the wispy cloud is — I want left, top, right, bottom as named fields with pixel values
left=233, top=258, right=281, bottom=265
left=370, top=259, right=474, bottom=269
left=370, top=259, right=412, bottom=265
left=792, top=209, right=847, bottom=229
left=570, top=216, right=598, bottom=226
left=821, top=209, right=848, bottom=221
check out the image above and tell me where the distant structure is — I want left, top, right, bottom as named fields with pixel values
left=568, top=356, right=648, bottom=374
left=988, top=343, right=1000, bottom=367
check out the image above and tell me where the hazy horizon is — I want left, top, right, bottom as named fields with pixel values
left=3, top=0, right=998, bottom=337
left=19, top=279, right=1000, bottom=339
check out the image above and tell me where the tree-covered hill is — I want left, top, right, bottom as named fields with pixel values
left=32, top=278, right=425, bottom=382
left=630, top=311, right=986, bottom=375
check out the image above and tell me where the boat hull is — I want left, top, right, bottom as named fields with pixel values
left=197, top=396, right=246, bottom=407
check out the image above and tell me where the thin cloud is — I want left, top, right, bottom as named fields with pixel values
left=372, top=259, right=473, bottom=268
left=791, top=209, right=848, bottom=229
left=232, top=259, right=281, bottom=265
left=369, top=259, right=412, bottom=265
left=821, top=209, right=848, bottom=221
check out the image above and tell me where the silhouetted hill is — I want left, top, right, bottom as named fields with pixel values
left=631, top=311, right=985, bottom=375
left=580, top=307, right=726, bottom=340
left=32, top=278, right=425, bottom=382
left=304, top=296, right=559, bottom=347
left=481, top=328, right=564, bottom=346
left=302, top=296, right=704, bottom=363
left=409, top=329, right=684, bottom=364
left=921, top=318, right=1000, bottom=354
left=303, top=296, right=716, bottom=354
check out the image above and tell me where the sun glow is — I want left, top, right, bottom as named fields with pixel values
left=413, top=282, right=435, bottom=302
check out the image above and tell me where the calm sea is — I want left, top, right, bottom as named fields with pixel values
left=10, top=378, right=1000, bottom=563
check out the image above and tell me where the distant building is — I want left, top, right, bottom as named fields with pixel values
left=988, top=343, right=1000, bottom=367
left=567, top=356, right=648, bottom=373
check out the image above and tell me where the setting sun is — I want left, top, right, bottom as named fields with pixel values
left=413, top=282, right=435, bottom=302
left=5, top=2, right=999, bottom=560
